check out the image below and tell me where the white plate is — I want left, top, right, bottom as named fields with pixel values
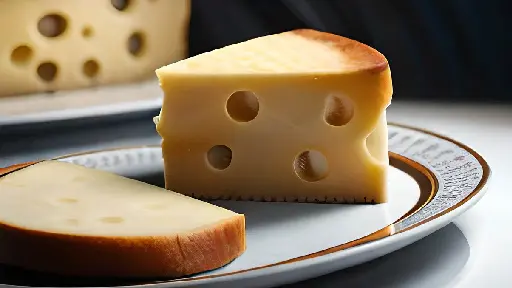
left=0, top=80, right=162, bottom=126
left=0, top=123, right=490, bottom=288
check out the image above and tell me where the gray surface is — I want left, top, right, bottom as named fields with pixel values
left=0, top=101, right=508, bottom=288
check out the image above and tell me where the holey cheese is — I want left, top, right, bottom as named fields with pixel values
left=155, top=29, right=393, bottom=204
left=0, top=0, right=189, bottom=97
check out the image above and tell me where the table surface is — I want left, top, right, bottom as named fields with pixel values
left=0, top=101, right=509, bottom=288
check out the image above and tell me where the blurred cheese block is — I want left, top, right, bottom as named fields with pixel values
left=155, top=29, right=393, bottom=204
left=0, top=0, right=190, bottom=97
left=0, top=161, right=245, bottom=277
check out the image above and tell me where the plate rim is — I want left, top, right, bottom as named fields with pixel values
left=0, top=81, right=162, bottom=127
left=0, top=122, right=491, bottom=287
left=0, top=98, right=161, bottom=126
left=388, top=122, right=491, bottom=232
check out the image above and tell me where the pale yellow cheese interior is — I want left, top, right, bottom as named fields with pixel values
left=155, top=31, right=392, bottom=203
left=0, top=161, right=238, bottom=236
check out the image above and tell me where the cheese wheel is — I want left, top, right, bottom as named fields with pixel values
left=0, top=0, right=190, bottom=97
left=0, top=161, right=245, bottom=278
left=155, top=29, right=393, bottom=204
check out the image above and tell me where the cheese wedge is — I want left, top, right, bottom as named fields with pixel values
left=0, top=161, right=245, bottom=278
left=155, top=29, right=393, bottom=204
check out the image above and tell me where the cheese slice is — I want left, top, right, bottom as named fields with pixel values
left=155, top=29, right=393, bottom=204
left=0, top=161, right=245, bottom=278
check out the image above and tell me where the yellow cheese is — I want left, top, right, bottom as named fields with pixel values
left=155, top=29, right=393, bottom=204
left=0, top=161, right=245, bottom=277
left=0, top=0, right=189, bottom=97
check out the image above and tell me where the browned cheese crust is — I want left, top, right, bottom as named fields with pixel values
left=290, top=29, right=389, bottom=74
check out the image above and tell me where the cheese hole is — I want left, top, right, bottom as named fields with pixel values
left=59, top=198, right=78, bottom=204
left=38, top=14, right=67, bottom=38
left=128, top=32, right=145, bottom=57
left=83, top=59, right=100, bottom=79
left=82, top=26, right=93, bottom=38
left=324, top=95, right=353, bottom=126
left=111, top=0, right=131, bottom=11
left=366, top=137, right=381, bottom=163
left=207, top=145, right=232, bottom=170
left=10, top=45, right=33, bottom=66
left=294, top=150, right=329, bottom=182
left=365, top=116, right=388, bottom=164
left=100, top=217, right=125, bottom=224
left=37, top=62, right=58, bottom=82
left=226, top=91, right=259, bottom=122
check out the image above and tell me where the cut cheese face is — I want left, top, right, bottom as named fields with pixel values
left=0, top=161, right=239, bottom=236
left=0, top=0, right=189, bottom=97
left=155, top=29, right=393, bottom=204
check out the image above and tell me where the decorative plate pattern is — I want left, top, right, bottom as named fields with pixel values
left=388, top=124, right=486, bottom=232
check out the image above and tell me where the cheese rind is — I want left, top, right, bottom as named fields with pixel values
left=156, top=29, right=392, bottom=204
left=0, top=161, right=245, bottom=278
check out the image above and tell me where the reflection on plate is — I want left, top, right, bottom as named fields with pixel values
left=0, top=123, right=490, bottom=288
